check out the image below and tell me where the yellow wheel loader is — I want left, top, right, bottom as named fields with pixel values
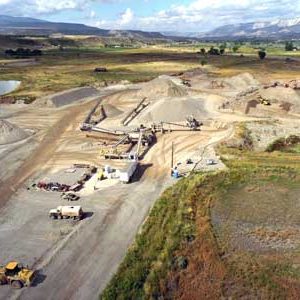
left=0, top=261, right=35, bottom=289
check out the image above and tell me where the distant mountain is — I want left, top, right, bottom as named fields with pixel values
left=198, top=18, right=300, bottom=40
left=3, top=15, right=299, bottom=42
left=0, top=15, right=110, bottom=36
left=0, top=15, right=173, bottom=41
left=161, top=31, right=200, bottom=38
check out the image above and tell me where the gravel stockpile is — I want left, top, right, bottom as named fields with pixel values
left=223, top=72, right=259, bottom=90
left=51, top=87, right=99, bottom=107
left=36, top=87, right=100, bottom=107
left=102, top=104, right=123, bottom=118
left=135, top=97, right=206, bottom=124
left=0, top=120, right=29, bottom=145
left=138, top=77, right=187, bottom=99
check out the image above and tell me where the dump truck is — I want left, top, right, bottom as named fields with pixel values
left=0, top=261, right=35, bottom=289
left=49, top=206, right=84, bottom=220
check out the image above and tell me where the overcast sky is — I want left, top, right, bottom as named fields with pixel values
left=0, top=0, right=299, bottom=32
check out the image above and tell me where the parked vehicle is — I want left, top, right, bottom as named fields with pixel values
left=0, top=261, right=35, bottom=289
left=61, top=193, right=80, bottom=201
left=49, top=206, right=84, bottom=220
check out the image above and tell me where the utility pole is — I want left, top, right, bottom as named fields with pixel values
left=171, top=141, right=174, bottom=176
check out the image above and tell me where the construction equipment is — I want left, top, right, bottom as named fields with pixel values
left=151, top=117, right=201, bottom=133
left=0, top=261, right=35, bottom=289
left=121, top=98, right=149, bottom=126
left=49, top=206, right=84, bottom=220
left=258, top=96, right=271, bottom=105
left=186, top=115, right=202, bottom=129
left=182, top=80, right=191, bottom=87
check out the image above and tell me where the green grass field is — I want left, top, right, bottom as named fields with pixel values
left=1, top=40, right=299, bottom=100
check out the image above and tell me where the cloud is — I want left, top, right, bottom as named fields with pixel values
left=0, top=0, right=299, bottom=32
left=119, top=8, right=133, bottom=25
left=92, top=0, right=300, bottom=32
left=0, top=0, right=115, bottom=15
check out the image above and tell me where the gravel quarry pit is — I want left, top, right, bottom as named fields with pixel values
left=0, top=67, right=299, bottom=300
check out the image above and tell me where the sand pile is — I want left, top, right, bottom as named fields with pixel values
left=0, top=119, right=29, bottom=145
left=135, top=97, right=206, bottom=124
left=224, top=73, right=259, bottom=90
left=138, top=77, right=187, bottom=99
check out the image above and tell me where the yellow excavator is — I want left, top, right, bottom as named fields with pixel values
left=258, top=95, right=271, bottom=105
left=0, top=261, right=35, bottom=289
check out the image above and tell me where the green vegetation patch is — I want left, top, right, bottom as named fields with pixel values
left=266, top=135, right=300, bottom=153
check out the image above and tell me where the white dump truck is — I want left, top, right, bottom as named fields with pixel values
left=49, top=206, right=83, bottom=220
left=118, top=161, right=138, bottom=183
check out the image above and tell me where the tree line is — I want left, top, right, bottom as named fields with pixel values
left=4, top=48, right=43, bottom=58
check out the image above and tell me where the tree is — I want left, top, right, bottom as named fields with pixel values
left=220, top=49, right=225, bottom=55
left=219, top=43, right=226, bottom=51
left=208, top=47, right=220, bottom=55
left=285, top=41, right=294, bottom=51
left=5, top=49, right=14, bottom=56
left=232, top=45, right=240, bottom=53
left=258, top=50, right=266, bottom=60
left=200, top=48, right=206, bottom=55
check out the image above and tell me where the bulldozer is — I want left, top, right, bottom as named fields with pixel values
left=0, top=261, right=35, bottom=289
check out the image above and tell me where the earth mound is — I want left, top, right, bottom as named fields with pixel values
left=0, top=119, right=30, bottom=145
